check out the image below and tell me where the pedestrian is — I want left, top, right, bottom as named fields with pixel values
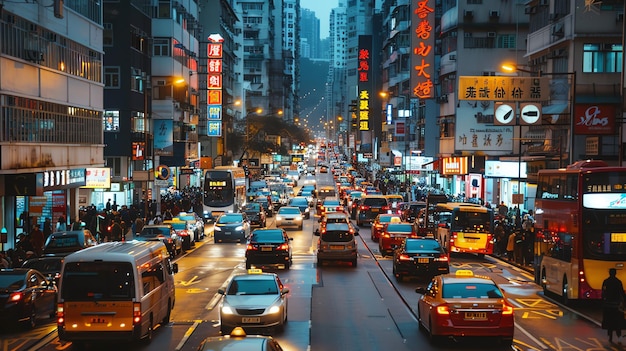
left=30, top=224, right=45, bottom=257
left=506, top=230, right=516, bottom=262
left=71, top=217, right=82, bottom=230
left=105, top=199, right=112, bottom=211
left=57, top=215, right=67, bottom=231
left=602, top=268, right=626, bottom=343
left=109, top=218, right=123, bottom=242
left=498, top=201, right=508, bottom=219
left=43, top=217, right=53, bottom=238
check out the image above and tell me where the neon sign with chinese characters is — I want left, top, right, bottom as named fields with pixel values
left=207, top=34, right=223, bottom=136
left=358, top=36, right=372, bottom=131
left=410, top=0, right=434, bottom=99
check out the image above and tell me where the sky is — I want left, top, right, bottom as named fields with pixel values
left=300, top=0, right=336, bottom=39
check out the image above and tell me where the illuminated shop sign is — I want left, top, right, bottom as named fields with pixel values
left=357, top=35, right=372, bottom=131
left=574, top=104, right=615, bottom=135
left=458, top=76, right=549, bottom=101
left=410, top=0, right=434, bottom=99
left=207, top=34, right=223, bottom=137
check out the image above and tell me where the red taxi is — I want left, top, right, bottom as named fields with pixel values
left=370, top=214, right=402, bottom=242
left=415, top=270, right=514, bottom=345
left=378, top=222, right=418, bottom=257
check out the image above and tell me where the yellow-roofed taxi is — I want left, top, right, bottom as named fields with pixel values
left=415, top=270, right=514, bottom=346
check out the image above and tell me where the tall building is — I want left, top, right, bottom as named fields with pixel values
left=300, top=8, right=321, bottom=59
left=103, top=1, right=153, bottom=213
left=0, top=1, right=104, bottom=246
left=326, top=5, right=347, bottom=143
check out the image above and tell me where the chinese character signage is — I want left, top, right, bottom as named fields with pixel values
left=84, top=168, right=111, bottom=189
left=458, top=76, right=549, bottom=101
left=455, top=104, right=514, bottom=152
left=574, top=104, right=615, bottom=135
left=410, top=0, right=435, bottom=99
left=207, top=33, right=223, bottom=138
left=357, top=35, right=372, bottom=132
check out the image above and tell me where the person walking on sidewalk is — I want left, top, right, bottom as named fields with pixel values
left=602, top=268, right=626, bottom=343
left=506, top=231, right=516, bottom=262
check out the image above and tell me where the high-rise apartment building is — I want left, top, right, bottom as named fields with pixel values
left=300, top=8, right=321, bottom=59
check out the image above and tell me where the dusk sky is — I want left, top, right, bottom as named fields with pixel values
left=300, top=0, right=336, bottom=39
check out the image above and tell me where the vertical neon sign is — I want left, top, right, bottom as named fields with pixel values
left=358, top=35, right=372, bottom=132
left=411, top=0, right=434, bottom=99
left=207, top=34, right=224, bottom=137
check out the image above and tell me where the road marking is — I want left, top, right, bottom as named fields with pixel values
left=174, top=320, right=201, bottom=351
left=180, top=275, right=200, bottom=286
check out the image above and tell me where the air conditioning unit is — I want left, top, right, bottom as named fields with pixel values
left=487, top=32, right=496, bottom=38
left=464, top=10, right=474, bottom=18
left=449, top=54, right=456, bottom=61
left=490, top=11, right=499, bottom=18
left=525, top=6, right=537, bottom=14
left=156, top=80, right=166, bottom=86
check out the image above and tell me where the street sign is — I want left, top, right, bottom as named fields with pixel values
left=459, top=76, right=549, bottom=101
left=512, top=193, right=524, bottom=204
left=494, top=102, right=516, bottom=125
left=520, top=103, right=541, bottom=125
left=155, top=179, right=169, bottom=188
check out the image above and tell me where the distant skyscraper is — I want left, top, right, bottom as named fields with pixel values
left=300, top=8, right=320, bottom=58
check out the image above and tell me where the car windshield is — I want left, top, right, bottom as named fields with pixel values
left=227, top=278, right=278, bottom=295
left=218, top=214, right=243, bottom=224
left=279, top=208, right=301, bottom=215
left=244, top=204, right=261, bottom=211
left=379, top=216, right=399, bottom=223
left=0, top=274, right=25, bottom=290
left=23, top=259, right=63, bottom=272
left=405, top=239, right=440, bottom=251
left=251, top=231, right=284, bottom=243
left=61, top=262, right=136, bottom=300
left=442, top=282, right=503, bottom=299
left=290, top=198, right=307, bottom=206
left=139, top=227, right=169, bottom=238
left=325, top=217, right=348, bottom=224
left=169, top=222, right=187, bottom=230
left=364, top=198, right=387, bottom=206
left=324, top=200, right=340, bottom=206
left=322, top=230, right=354, bottom=242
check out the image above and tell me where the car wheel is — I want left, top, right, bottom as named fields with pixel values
left=417, top=306, right=426, bottom=332
left=428, top=317, right=440, bottom=344
left=317, top=257, right=322, bottom=266
left=351, top=258, right=357, bottom=267
left=24, top=306, right=36, bottom=329
left=245, top=261, right=251, bottom=269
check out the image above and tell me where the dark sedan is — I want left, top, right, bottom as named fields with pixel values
left=214, top=212, right=251, bottom=243
left=136, top=224, right=183, bottom=257
left=392, top=237, right=449, bottom=281
left=21, top=256, right=64, bottom=285
left=243, top=202, right=267, bottom=227
left=0, top=268, right=57, bottom=329
left=245, top=228, right=293, bottom=270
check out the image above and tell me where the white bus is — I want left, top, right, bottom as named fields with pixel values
left=57, top=241, right=178, bottom=344
left=203, top=166, right=247, bottom=216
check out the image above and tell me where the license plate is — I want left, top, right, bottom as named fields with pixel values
left=90, top=317, right=108, bottom=324
left=464, top=312, right=487, bottom=320
left=261, top=247, right=273, bottom=251
left=371, top=208, right=379, bottom=212
left=330, top=245, right=344, bottom=250
left=242, top=317, right=260, bottom=323
left=464, top=238, right=478, bottom=243
left=417, top=258, right=429, bottom=263
left=225, top=232, right=231, bottom=235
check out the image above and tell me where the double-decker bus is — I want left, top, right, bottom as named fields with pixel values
left=534, top=160, right=626, bottom=303
left=432, top=202, right=494, bottom=257
left=203, top=166, right=247, bottom=217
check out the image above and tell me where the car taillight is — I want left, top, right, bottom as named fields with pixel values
left=133, top=302, right=141, bottom=325
left=246, top=244, right=258, bottom=250
left=277, top=243, right=289, bottom=251
left=434, top=255, right=449, bottom=262
left=488, top=233, right=494, bottom=244
left=9, top=292, right=23, bottom=302
left=436, top=305, right=450, bottom=315
left=502, top=303, right=514, bottom=315
left=398, top=254, right=412, bottom=261
left=382, top=232, right=390, bottom=238
left=57, top=303, right=65, bottom=325
left=360, top=205, right=370, bottom=211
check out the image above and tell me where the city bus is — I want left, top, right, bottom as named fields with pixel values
left=203, top=166, right=247, bottom=216
left=432, top=202, right=494, bottom=257
left=534, top=160, right=626, bottom=303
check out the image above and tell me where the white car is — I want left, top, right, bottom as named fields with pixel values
left=275, top=206, right=304, bottom=230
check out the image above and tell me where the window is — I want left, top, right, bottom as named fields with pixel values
left=153, top=38, right=170, bottom=56
left=104, top=67, right=120, bottom=88
left=104, top=110, right=120, bottom=132
left=103, top=23, right=113, bottom=46
left=130, top=26, right=146, bottom=53
left=156, top=0, right=171, bottom=18
left=497, top=34, right=516, bottom=49
left=583, top=43, right=623, bottom=73
left=131, top=111, right=146, bottom=132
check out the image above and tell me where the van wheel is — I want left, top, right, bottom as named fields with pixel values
left=23, top=306, right=36, bottom=329
left=143, top=316, right=153, bottom=344
left=561, top=277, right=569, bottom=305
left=162, top=300, right=172, bottom=325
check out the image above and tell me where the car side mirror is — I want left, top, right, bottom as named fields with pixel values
left=172, top=263, right=179, bottom=274
left=415, top=287, right=427, bottom=294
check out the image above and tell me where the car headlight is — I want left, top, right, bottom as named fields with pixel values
left=214, top=225, right=222, bottom=231
left=276, top=216, right=283, bottom=221
left=304, top=208, right=310, bottom=213
left=235, top=225, right=244, bottom=231
left=296, top=215, right=303, bottom=220
left=221, top=304, right=235, bottom=315
left=268, top=305, right=281, bottom=314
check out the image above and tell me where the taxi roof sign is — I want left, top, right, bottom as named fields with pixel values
left=247, top=268, right=263, bottom=274
left=455, top=270, right=474, bottom=277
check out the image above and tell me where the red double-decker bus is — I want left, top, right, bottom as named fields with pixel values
left=534, top=160, right=626, bottom=303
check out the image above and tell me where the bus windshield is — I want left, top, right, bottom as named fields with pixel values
left=204, top=171, right=234, bottom=207
left=451, top=210, right=491, bottom=232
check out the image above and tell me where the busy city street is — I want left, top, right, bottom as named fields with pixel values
left=0, top=166, right=616, bottom=351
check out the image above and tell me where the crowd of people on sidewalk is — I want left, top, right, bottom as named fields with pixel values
left=0, top=186, right=207, bottom=269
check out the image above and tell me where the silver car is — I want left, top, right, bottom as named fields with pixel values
left=218, top=270, right=289, bottom=334
left=275, top=206, right=304, bottom=230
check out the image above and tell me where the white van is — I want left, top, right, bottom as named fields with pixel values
left=56, top=241, right=178, bottom=344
